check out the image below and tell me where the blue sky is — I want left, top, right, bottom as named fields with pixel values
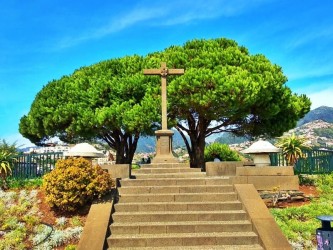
left=1, top=0, right=333, bottom=147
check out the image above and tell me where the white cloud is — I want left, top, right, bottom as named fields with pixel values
left=56, top=7, right=166, bottom=49
left=287, top=68, right=333, bottom=82
left=3, top=133, right=35, bottom=149
left=307, top=88, right=333, bottom=109
left=286, top=23, right=333, bottom=51
left=56, top=0, right=274, bottom=49
left=160, top=0, right=246, bottom=26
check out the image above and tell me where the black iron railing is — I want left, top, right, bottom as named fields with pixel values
left=11, top=152, right=63, bottom=179
left=270, top=149, right=333, bottom=174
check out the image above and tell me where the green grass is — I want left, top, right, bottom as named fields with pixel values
left=7, top=177, right=43, bottom=189
left=271, top=174, right=333, bottom=249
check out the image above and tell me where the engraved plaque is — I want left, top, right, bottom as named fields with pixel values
left=160, top=136, right=170, bottom=154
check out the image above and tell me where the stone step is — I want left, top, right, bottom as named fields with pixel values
left=118, top=192, right=237, bottom=203
left=107, top=231, right=259, bottom=248
left=117, top=185, right=234, bottom=195
left=114, top=201, right=243, bottom=212
left=120, top=177, right=230, bottom=187
left=107, top=163, right=265, bottom=249
left=112, top=210, right=248, bottom=222
left=132, top=167, right=201, bottom=174
left=109, top=245, right=264, bottom=250
left=110, top=220, right=253, bottom=234
left=140, top=163, right=190, bottom=168
left=133, top=172, right=206, bottom=179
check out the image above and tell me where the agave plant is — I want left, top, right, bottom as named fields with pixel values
left=0, top=139, right=18, bottom=155
left=275, top=133, right=311, bottom=166
left=0, top=155, right=12, bottom=189
left=0, top=152, right=14, bottom=190
left=0, top=140, right=19, bottom=190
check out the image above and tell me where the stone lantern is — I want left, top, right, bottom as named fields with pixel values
left=241, top=139, right=280, bottom=167
left=64, top=143, right=105, bottom=162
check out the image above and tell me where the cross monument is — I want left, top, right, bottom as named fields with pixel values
left=144, top=62, right=184, bottom=163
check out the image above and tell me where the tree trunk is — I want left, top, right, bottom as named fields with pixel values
left=188, top=133, right=206, bottom=170
left=176, top=114, right=209, bottom=171
left=115, top=147, right=125, bottom=164
left=126, top=132, right=139, bottom=165
left=103, top=131, right=139, bottom=164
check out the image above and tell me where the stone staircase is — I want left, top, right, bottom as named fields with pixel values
left=107, top=163, right=264, bottom=249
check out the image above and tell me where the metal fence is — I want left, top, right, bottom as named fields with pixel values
left=270, top=149, right=333, bottom=174
left=11, top=152, right=63, bottom=179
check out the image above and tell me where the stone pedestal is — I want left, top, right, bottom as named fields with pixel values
left=252, top=154, right=271, bottom=167
left=152, top=129, right=179, bottom=163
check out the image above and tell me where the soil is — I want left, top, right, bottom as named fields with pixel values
left=36, top=189, right=90, bottom=249
left=263, top=185, right=320, bottom=208
left=37, top=189, right=90, bottom=224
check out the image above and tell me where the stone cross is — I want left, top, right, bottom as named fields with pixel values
left=144, top=62, right=184, bottom=130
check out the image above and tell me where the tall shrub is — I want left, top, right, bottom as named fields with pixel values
left=43, top=157, right=114, bottom=212
left=204, top=143, right=241, bottom=162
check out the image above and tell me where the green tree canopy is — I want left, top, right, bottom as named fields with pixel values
left=20, top=55, right=160, bottom=163
left=20, top=38, right=311, bottom=167
left=145, top=38, right=311, bottom=169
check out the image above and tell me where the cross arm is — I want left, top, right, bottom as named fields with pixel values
left=168, top=69, right=185, bottom=75
left=143, top=69, right=161, bottom=75
left=143, top=68, right=184, bottom=76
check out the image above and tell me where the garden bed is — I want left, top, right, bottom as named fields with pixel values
left=37, top=189, right=89, bottom=227
left=0, top=188, right=90, bottom=249
left=261, top=185, right=319, bottom=208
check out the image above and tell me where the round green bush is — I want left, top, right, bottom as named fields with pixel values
left=43, top=157, right=114, bottom=212
left=204, top=142, right=241, bottom=162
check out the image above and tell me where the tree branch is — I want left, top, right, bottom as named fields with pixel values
left=176, top=122, right=189, bottom=133
left=175, top=126, right=192, bottom=154
left=187, top=111, right=197, bottom=132
left=102, top=133, right=115, bottom=148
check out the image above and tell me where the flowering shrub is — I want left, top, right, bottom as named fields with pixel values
left=43, top=157, right=114, bottom=212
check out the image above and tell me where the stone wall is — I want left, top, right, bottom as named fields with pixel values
left=206, top=162, right=299, bottom=190
left=206, top=161, right=241, bottom=176
left=77, top=194, right=113, bottom=250
left=101, top=164, right=131, bottom=179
